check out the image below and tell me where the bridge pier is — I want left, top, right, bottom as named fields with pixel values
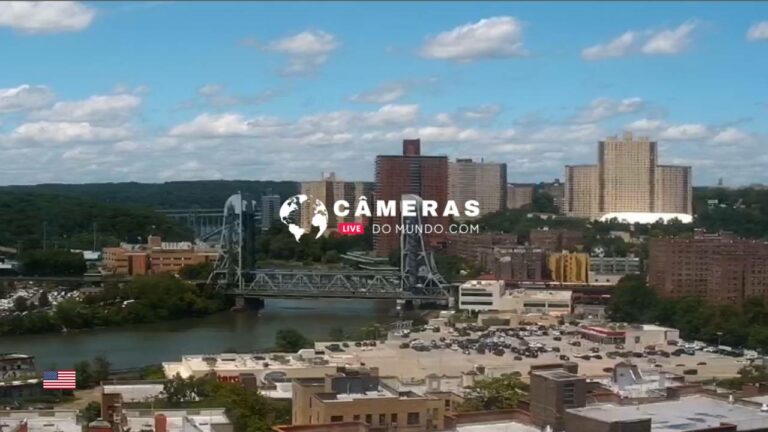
left=233, top=296, right=265, bottom=312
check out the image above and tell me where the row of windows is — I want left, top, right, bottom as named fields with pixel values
left=330, top=412, right=421, bottom=426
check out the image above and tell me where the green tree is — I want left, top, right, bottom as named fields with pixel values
left=606, top=275, right=659, bottom=323
left=274, top=328, right=312, bottom=352
left=92, top=356, right=111, bottom=384
left=82, top=401, right=102, bottom=423
left=178, top=262, right=214, bottom=280
left=459, top=374, right=529, bottom=412
left=20, top=250, right=86, bottom=276
left=37, top=291, right=51, bottom=308
left=74, top=360, right=94, bottom=389
left=13, top=296, right=29, bottom=312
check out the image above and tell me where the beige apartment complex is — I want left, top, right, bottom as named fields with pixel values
left=300, top=172, right=373, bottom=231
left=292, top=368, right=446, bottom=432
left=448, top=159, right=507, bottom=220
left=565, top=133, right=691, bottom=220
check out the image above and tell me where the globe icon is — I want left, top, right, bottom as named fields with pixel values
left=279, top=194, right=329, bottom=242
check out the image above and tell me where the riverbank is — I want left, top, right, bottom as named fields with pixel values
left=0, top=298, right=396, bottom=369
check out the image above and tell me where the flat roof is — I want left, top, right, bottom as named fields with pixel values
left=567, top=395, right=768, bottom=432
left=457, top=421, right=539, bottom=432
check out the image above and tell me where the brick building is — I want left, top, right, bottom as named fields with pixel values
left=373, top=139, right=448, bottom=256
left=480, top=246, right=548, bottom=282
left=445, top=233, right=518, bottom=264
left=102, top=235, right=218, bottom=276
left=648, top=231, right=768, bottom=305
left=528, top=229, right=584, bottom=252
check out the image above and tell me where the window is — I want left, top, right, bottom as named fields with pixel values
left=330, top=416, right=343, bottom=423
left=353, top=415, right=360, bottom=421
left=391, top=413, right=398, bottom=424
left=365, top=414, right=372, bottom=425
left=407, top=412, right=420, bottom=425
left=444, top=400, right=451, bottom=408
left=379, top=414, right=386, bottom=425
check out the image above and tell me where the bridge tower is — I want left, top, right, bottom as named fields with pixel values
left=399, top=194, right=448, bottom=297
left=207, top=193, right=258, bottom=292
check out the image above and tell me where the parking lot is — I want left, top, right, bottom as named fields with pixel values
left=316, top=324, right=746, bottom=381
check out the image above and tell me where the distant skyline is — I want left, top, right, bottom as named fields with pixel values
left=0, top=1, right=766, bottom=186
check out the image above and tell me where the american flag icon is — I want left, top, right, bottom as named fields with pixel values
left=42, top=370, right=76, bottom=390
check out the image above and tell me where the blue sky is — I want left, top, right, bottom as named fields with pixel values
left=0, top=1, right=766, bottom=185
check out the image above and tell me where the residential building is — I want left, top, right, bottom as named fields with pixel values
left=0, top=354, right=42, bottom=402
left=449, top=159, right=506, bottom=220
left=480, top=246, right=547, bottom=282
left=102, top=235, right=217, bottom=276
left=648, top=231, right=768, bottom=305
left=292, top=368, right=445, bottom=431
left=548, top=252, right=590, bottom=283
left=539, top=179, right=565, bottom=213
left=118, top=409, right=232, bottom=432
left=507, top=184, right=534, bottom=209
left=564, top=133, right=692, bottom=220
left=530, top=369, right=586, bottom=431
left=374, top=139, right=449, bottom=256
left=528, top=229, right=584, bottom=251
left=262, top=194, right=282, bottom=230
left=445, top=233, right=517, bottom=264
left=300, top=172, right=374, bottom=232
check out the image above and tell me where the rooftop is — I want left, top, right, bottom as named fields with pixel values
left=456, top=421, right=539, bottom=432
left=567, top=395, right=768, bottom=432
left=123, top=409, right=230, bottom=432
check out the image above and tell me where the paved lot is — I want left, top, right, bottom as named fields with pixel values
left=318, top=327, right=744, bottom=381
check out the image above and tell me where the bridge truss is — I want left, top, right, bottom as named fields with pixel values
left=207, top=193, right=451, bottom=300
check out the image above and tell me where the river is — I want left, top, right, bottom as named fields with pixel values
left=0, top=299, right=395, bottom=370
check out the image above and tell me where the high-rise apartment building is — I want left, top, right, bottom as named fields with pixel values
left=507, top=183, right=535, bottom=209
left=260, top=194, right=282, bottom=230
left=648, top=231, right=768, bottom=305
left=373, top=139, right=448, bottom=256
left=448, top=158, right=507, bottom=220
left=565, top=133, right=691, bottom=220
left=300, top=172, right=373, bottom=233
left=540, top=179, right=566, bottom=213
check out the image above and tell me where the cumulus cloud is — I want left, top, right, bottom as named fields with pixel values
left=582, top=21, right=698, bottom=60
left=30, top=94, right=141, bottom=125
left=168, top=113, right=284, bottom=138
left=573, top=97, right=644, bottom=123
left=581, top=32, right=637, bottom=60
left=659, top=123, right=710, bottom=140
left=0, top=1, right=95, bottom=34
left=711, top=127, right=752, bottom=144
left=641, top=21, right=698, bottom=55
left=421, top=17, right=527, bottom=62
left=8, top=121, right=132, bottom=145
left=0, top=85, right=55, bottom=114
left=747, top=21, right=768, bottom=41
left=260, top=30, right=340, bottom=75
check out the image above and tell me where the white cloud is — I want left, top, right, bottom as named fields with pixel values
left=30, top=94, right=141, bottom=125
left=582, top=21, right=698, bottom=60
left=625, top=118, right=665, bottom=133
left=179, top=84, right=277, bottom=109
left=9, top=121, right=132, bottom=144
left=264, top=30, right=339, bottom=75
left=659, top=123, right=710, bottom=140
left=421, top=17, right=527, bottom=62
left=573, top=97, right=644, bottom=123
left=460, top=104, right=503, bottom=121
left=581, top=31, right=637, bottom=60
left=642, top=21, right=698, bottom=55
left=747, top=21, right=768, bottom=41
left=0, top=85, right=55, bottom=114
left=349, top=83, right=408, bottom=104
left=0, top=1, right=95, bottom=34
left=168, top=113, right=284, bottom=138
left=710, top=127, right=751, bottom=144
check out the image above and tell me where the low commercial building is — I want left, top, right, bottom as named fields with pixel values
left=0, top=410, right=80, bottom=432
left=589, top=256, right=641, bottom=285
left=292, top=368, right=445, bottom=431
left=120, top=409, right=232, bottom=432
left=565, top=395, right=768, bottom=432
left=458, top=280, right=505, bottom=312
left=162, top=352, right=363, bottom=389
left=577, top=324, right=680, bottom=348
left=103, top=235, right=218, bottom=276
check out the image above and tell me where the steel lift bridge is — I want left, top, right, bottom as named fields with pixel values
left=206, top=193, right=452, bottom=303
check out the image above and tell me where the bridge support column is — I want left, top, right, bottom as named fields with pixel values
left=232, top=296, right=264, bottom=311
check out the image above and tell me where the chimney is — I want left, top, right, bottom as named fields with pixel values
left=155, top=414, right=167, bottom=432
left=403, top=139, right=421, bottom=156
